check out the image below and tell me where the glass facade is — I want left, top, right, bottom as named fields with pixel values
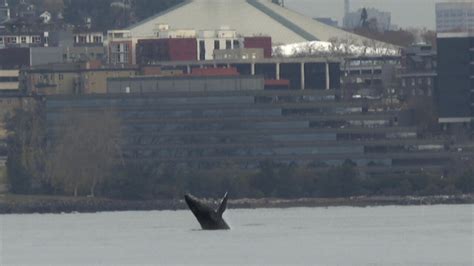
left=436, top=35, right=474, bottom=120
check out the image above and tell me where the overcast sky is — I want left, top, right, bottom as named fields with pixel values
left=284, top=0, right=438, bottom=30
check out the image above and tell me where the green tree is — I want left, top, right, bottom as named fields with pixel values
left=317, top=160, right=359, bottom=198
left=455, top=169, right=474, bottom=193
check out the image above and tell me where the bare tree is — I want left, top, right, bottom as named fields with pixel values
left=47, top=108, right=123, bottom=197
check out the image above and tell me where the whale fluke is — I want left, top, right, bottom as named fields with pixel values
left=184, top=192, right=230, bottom=230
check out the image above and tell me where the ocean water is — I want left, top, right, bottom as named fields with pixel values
left=0, top=205, right=473, bottom=265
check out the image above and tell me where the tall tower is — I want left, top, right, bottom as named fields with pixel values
left=344, top=0, right=350, bottom=16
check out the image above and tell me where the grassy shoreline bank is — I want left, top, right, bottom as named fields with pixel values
left=1, top=194, right=473, bottom=214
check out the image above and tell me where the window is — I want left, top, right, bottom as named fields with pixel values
left=0, top=37, right=3, bottom=44
left=233, top=40, right=240, bottom=49
left=78, top=36, right=86, bottom=43
left=7, top=37, right=17, bottom=44
left=226, top=40, right=231, bottom=50
left=21, top=36, right=27, bottom=44
left=418, top=78, right=423, bottom=85
left=427, top=78, right=431, bottom=86
left=93, top=36, right=102, bottom=43
left=32, top=36, right=41, bottom=43
left=401, top=79, right=406, bottom=87
left=59, top=74, right=64, bottom=80
left=214, top=40, right=220, bottom=50
left=199, top=40, right=206, bottom=60
left=411, top=78, right=415, bottom=86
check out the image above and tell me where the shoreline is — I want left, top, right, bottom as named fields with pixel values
left=0, top=194, right=473, bottom=215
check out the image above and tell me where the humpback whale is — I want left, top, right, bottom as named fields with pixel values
left=184, top=192, right=230, bottom=230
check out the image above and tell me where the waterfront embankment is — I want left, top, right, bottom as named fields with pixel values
left=0, top=194, right=473, bottom=214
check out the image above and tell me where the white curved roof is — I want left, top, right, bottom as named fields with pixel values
left=127, top=0, right=390, bottom=47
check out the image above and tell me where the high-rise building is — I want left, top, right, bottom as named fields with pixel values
left=0, top=0, right=10, bottom=24
left=436, top=1, right=474, bottom=33
left=343, top=7, right=391, bottom=32
left=435, top=32, right=474, bottom=130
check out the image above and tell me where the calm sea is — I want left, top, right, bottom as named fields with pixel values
left=1, top=205, right=473, bottom=265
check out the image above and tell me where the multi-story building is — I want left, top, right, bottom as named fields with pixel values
left=341, top=55, right=401, bottom=99
left=136, top=38, right=197, bottom=64
left=436, top=32, right=474, bottom=131
left=138, top=57, right=340, bottom=90
left=196, top=29, right=241, bottom=61
left=107, top=30, right=135, bottom=65
left=109, top=26, right=273, bottom=65
left=22, top=62, right=138, bottom=95
left=73, top=31, right=104, bottom=47
left=436, top=1, right=474, bottom=33
left=44, top=88, right=474, bottom=176
left=0, top=0, right=10, bottom=24
left=343, top=8, right=392, bottom=32
left=398, top=44, right=437, bottom=98
left=0, top=31, right=49, bottom=48
left=0, top=69, right=19, bottom=91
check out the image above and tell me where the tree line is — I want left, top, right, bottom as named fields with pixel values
left=4, top=107, right=474, bottom=200
left=63, top=0, right=184, bottom=30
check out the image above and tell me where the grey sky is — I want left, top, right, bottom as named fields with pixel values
left=284, top=0, right=438, bottom=30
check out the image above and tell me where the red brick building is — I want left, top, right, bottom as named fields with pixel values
left=244, top=36, right=272, bottom=58
left=136, top=38, right=197, bottom=64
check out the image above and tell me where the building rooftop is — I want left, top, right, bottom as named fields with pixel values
left=127, top=0, right=390, bottom=47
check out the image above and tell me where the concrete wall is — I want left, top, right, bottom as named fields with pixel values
left=107, top=76, right=265, bottom=93
left=82, top=70, right=137, bottom=94
left=30, top=47, right=63, bottom=66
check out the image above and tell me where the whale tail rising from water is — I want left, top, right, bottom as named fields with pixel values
left=184, top=192, right=230, bottom=230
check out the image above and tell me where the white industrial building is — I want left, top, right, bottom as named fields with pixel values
left=126, top=0, right=386, bottom=46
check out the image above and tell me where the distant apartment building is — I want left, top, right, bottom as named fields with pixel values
left=343, top=8, right=391, bottom=32
left=73, top=31, right=104, bottom=47
left=108, top=26, right=272, bottom=65
left=141, top=57, right=340, bottom=90
left=436, top=1, right=474, bottom=33
left=196, top=29, right=241, bottom=61
left=0, top=31, right=50, bottom=48
left=136, top=38, right=197, bottom=65
left=398, top=44, right=437, bottom=98
left=107, top=30, right=135, bottom=65
left=342, top=55, right=401, bottom=99
left=0, top=0, right=10, bottom=24
left=435, top=32, right=474, bottom=130
left=23, top=62, right=138, bottom=95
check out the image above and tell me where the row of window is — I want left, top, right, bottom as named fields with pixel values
left=39, top=74, right=64, bottom=81
left=0, top=36, right=42, bottom=45
left=401, top=77, right=432, bottom=87
left=0, top=77, right=19, bottom=82
left=74, top=35, right=103, bottom=44
left=436, top=10, right=474, bottom=17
